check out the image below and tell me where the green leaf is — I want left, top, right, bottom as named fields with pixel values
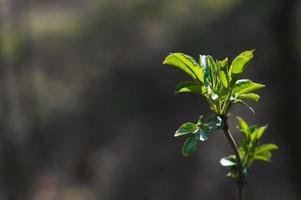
left=255, top=144, right=278, bottom=155
left=197, top=115, right=205, bottom=125
left=220, top=156, right=237, bottom=166
left=163, top=53, right=204, bottom=83
left=207, top=115, right=223, bottom=131
left=233, top=79, right=265, bottom=95
left=196, top=127, right=209, bottom=141
left=255, top=125, right=268, bottom=140
left=237, top=117, right=249, bottom=134
left=199, top=55, right=217, bottom=84
left=239, top=93, right=260, bottom=102
left=220, top=71, right=228, bottom=88
left=218, top=58, right=228, bottom=70
left=182, top=135, right=198, bottom=157
left=254, top=151, right=272, bottom=162
left=229, top=50, right=254, bottom=77
left=175, top=122, right=198, bottom=137
left=175, top=81, right=205, bottom=94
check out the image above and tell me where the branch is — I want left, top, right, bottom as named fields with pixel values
left=220, top=115, right=244, bottom=200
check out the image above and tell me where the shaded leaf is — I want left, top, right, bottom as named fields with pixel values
left=207, top=115, right=223, bottom=131
left=197, top=115, right=205, bottom=125
left=182, top=136, right=198, bottom=157
left=196, top=127, right=209, bottom=141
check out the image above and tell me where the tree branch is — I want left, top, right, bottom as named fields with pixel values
left=220, top=115, right=244, bottom=200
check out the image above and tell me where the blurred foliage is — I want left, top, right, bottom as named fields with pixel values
left=0, top=0, right=300, bottom=200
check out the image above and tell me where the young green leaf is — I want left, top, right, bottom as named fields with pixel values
left=239, top=93, right=260, bottom=102
left=237, top=117, right=249, bottom=136
left=175, top=122, right=198, bottom=137
left=163, top=53, right=204, bottom=83
left=175, top=81, right=205, bottom=94
left=233, top=79, right=265, bottom=95
left=220, top=71, right=228, bottom=88
left=182, top=135, right=198, bottom=157
left=229, top=50, right=254, bottom=80
left=255, top=144, right=278, bottom=155
left=218, top=58, right=228, bottom=70
left=254, top=151, right=272, bottom=162
left=255, top=125, right=268, bottom=140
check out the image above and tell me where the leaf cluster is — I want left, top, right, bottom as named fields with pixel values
left=175, top=115, right=223, bottom=157
left=163, top=50, right=265, bottom=115
left=220, top=118, right=278, bottom=181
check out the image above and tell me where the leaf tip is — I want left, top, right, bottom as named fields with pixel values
left=162, top=53, right=173, bottom=64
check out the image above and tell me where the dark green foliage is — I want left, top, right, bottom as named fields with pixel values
left=175, top=115, right=223, bottom=157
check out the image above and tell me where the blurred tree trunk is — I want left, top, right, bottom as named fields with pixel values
left=0, top=0, right=31, bottom=199
left=0, top=0, right=27, bottom=144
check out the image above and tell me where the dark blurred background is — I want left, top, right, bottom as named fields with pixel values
left=0, top=0, right=300, bottom=199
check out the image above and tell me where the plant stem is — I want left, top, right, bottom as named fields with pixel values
left=220, top=116, right=244, bottom=200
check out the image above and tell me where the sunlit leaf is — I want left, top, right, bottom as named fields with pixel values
left=239, top=93, right=260, bottom=102
left=255, top=125, right=268, bottom=140
left=163, top=53, right=204, bottom=83
left=229, top=50, right=254, bottom=83
left=199, top=55, right=208, bottom=73
left=218, top=58, right=228, bottom=70
left=255, top=144, right=278, bottom=155
left=220, top=156, right=237, bottom=166
left=254, top=151, right=272, bottom=162
left=237, top=117, right=249, bottom=137
left=233, top=79, right=265, bottom=95
left=175, top=122, right=198, bottom=137
left=220, top=71, right=228, bottom=88
left=175, top=81, right=204, bottom=94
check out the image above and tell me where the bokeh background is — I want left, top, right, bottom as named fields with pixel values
left=0, top=0, right=300, bottom=199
